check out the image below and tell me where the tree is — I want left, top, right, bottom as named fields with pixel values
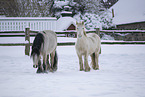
left=0, top=0, right=54, bottom=17
left=74, top=10, right=114, bottom=30
left=73, top=0, right=104, bottom=14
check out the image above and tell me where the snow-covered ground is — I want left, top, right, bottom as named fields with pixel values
left=0, top=39, right=145, bottom=97
left=0, top=36, right=145, bottom=97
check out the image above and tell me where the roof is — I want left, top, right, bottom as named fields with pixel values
left=111, top=0, right=145, bottom=25
left=56, top=17, right=76, bottom=31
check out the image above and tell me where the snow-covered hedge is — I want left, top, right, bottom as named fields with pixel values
left=74, top=10, right=114, bottom=30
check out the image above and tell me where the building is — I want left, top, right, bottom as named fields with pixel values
left=116, top=21, right=145, bottom=30
left=111, top=0, right=145, bottom=30
left=56, top=17, right=76, bottom=31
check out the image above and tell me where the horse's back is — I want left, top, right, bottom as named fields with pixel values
left=87, top=33, right=101, bottom=53
left=87, top=33, right=101, bottom=44
left=41, top=30, right=57, bottom=54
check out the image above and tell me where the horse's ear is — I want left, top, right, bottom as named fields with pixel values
left=82, top=21, right=84, bottom=25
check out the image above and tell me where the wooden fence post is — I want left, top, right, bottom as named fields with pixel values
left=95, top=28, right=101, bottom=54
left=25, top=28, right=30, bottom=42
left=25, top=44, right=30, bottom=56
left=25, top=28, right=30, bottom=56
left=96, top=28, right=100, bottom=37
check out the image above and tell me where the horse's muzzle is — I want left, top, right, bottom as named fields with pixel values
left=33, top=65, right=38, bottom=68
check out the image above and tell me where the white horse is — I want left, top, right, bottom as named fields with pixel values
left=31, top=30, right=58, bottom=73
left=75, top=21, right=101, bottom=72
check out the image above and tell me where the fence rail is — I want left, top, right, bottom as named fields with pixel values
left=1, top=28, right=145, bottom=55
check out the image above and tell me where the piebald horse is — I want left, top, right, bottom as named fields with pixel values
left=31, top=30, right=58, bottom=73
left=75, top=21, right=101, bottom=72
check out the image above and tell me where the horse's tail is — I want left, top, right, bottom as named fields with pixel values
left=31, top=33, right=44, bottom=57
left=53, top=50, right=58, bottom=71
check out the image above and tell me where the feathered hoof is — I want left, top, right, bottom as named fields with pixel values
left=49, top=68, right=53, bottom=72
left=44, top=71, right=48, bottom=73
left=92, top=65, right=99, bottom=70
left=94, top=68, right=99, bottom=70
left=36, top=68, right=43, bottom=73
left=80, top=68, right=84, bottom=71
left=85, top=68, right=91, bottom=72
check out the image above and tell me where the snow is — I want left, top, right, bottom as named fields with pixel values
left=54, top=1, right=69, bottom=7
left=56, top=17, right=76, bottom=31
left=111, top=0, right=145, bottom=25
left=0, top=44, right=145, bottom=97
left=0, top=36, right=145, bottom=97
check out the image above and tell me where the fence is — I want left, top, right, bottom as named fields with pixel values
left=0, top=28, right=145, bottom=55
left=0, top=17, right=57, bottom=31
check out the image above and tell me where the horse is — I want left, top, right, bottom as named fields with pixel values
left=75, top=21, right=101, bottom=72
left=31, top=30, right=58, bottom=73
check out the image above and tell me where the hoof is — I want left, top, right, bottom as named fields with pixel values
left=52, top=67, right=57, bottom=72
left=94, top=68, right=99, bottom=70
left=44, top=71, right=48, bottom=73
left=49, top=68, right=53, bottom=72
left=36, top=70, right=43, bottom=73
left=80, top=68, right=84, bottom=71
left=36, top=68, right=43, bottom=73
left=85, top=68, right=91, bottom=72
left=93, top=67, right=99, bottom=70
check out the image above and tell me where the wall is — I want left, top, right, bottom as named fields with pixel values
left=100, top=32, right=145, bottom=41
left=116, top=22, right=145, bottom=30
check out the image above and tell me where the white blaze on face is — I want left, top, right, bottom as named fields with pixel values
left=76, top=22, right=85, bottom=38
left=33, top=54, right=38, bottom=68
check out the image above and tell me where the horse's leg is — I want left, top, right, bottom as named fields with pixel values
left=91, top=53, right=96, bottom=70
left=37, top=58, right=43, bottom=73
left=43, top=54, right=48, bottom=73
left=84, top=54, right=90, bottom=72
left=77, top=54, right=84, bottom=71
left=94, top=52, right=99, bottom=70
left=47, top=54, right=51, bottom=70
left=50, top=50, right=55, bottom=72
left=52, top=51, right=58, bottom=71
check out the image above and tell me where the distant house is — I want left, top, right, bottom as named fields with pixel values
left=111, top=0, right=145, bottom=30
left=56, top=17, right=76, bottom=31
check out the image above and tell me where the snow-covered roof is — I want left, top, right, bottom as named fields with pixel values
left=56, top=17, right=76, bottom=31
left=111, top=0, right=145, bottom=25
left=54, top=1, right=69, bottom=7
left=61, top=11, right=72, bottom=14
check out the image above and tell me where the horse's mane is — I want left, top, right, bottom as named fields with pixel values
left=83, top=29, right=87, bottom=36
left=31, top=33, right=44, bottom=56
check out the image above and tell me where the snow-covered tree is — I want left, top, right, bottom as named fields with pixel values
left=18, top=0, right=54, bottom=17
left=74, top=10, right=114, bottom=30
left=1, top=0, right=54, bottom=17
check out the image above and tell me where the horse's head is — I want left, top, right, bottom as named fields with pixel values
left=32, top=54, right=39, bottom=68
left=76, top=21, right=86, bottom=38
left=31, top=47, right=40, bottom=68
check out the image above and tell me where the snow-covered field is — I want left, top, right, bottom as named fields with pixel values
left=0, top=37, right=145, bottom=97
